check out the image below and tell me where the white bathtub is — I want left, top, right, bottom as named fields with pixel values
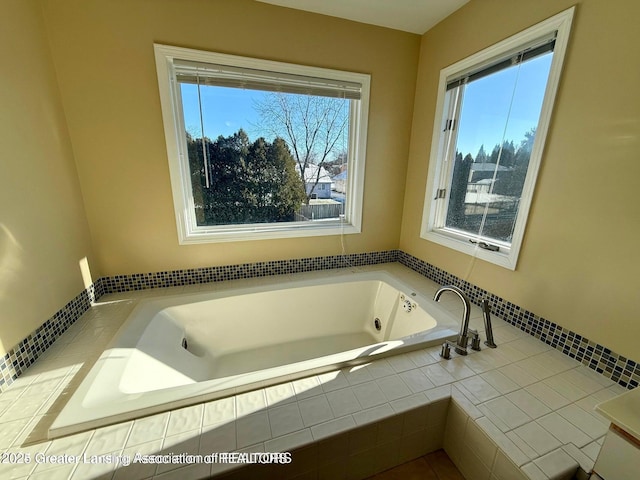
left=49, top=268, right=459, bottom=438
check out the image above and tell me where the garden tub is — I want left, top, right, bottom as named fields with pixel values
left=49, top=268, right=459, bottom=437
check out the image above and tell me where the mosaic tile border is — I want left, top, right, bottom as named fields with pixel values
left=99, top=250, right=399, bottom=293
left=0, top=283, right=99, bottom=391
left=1, top=249, right=637, bottom=393
left=397, top=251, right=639, bottom=390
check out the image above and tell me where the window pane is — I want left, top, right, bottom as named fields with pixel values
left=179, top=83, right=350, bottom=226
left=446, top=52, right=553, bottom=243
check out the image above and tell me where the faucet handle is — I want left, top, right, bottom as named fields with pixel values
left=440, top=342, right=451, bottom=359
left=468, top=329, right=481, bottom=351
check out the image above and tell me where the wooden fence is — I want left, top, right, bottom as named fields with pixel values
left=295, top=203, right=343, bottom=221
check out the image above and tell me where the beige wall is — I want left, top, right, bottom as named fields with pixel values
left=0, top=0, right=95, bottom=356
left=41, top=0, right=420, bottom=276
left=401, top=0, right=640, bottom=360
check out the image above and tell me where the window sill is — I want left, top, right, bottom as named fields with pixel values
left=177, top=221, right=361, bottom=244
left=421, top=229, right=517, bottom=270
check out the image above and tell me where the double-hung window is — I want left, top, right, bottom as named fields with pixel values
left=154, top=45, right=370, bottom=243
left=421, top=8, right=574, bottom=269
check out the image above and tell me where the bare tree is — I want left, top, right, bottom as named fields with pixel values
left=254, top=93, right=349, bottom=204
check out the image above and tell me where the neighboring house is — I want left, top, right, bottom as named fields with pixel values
left=468, top=162, right=510, bottom=183
left=303, top=164, right=333, bottom=199
left=469, top=178, right=494, bottom=195
left=461, top=163, right=514, bottom=208
left=332, top=170, right=347, bottom=193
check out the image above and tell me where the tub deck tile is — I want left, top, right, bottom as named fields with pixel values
left=203, top=397, right=236, bottom=425
left=479, top=369, right=521, bottom=395
left=523, top=382, right=572, bottom=411
left=420, top=363, right=457, bottom=387
left=363, top=359, right=395, bottom=379
left=317, top=371, right=350, bottom=393
left=405, top=349, right=440, bottom=368
left=536, top=412, right=592, bottom=448
left=325, top=387, right=361, bottom=418
left=235, top=411, right=272, bottom=449
left=352, top=381, right=387, bottom=410
left=457, top=376, right=501, bottom=404
left=199, top=420, right=236, bottom=452
left=291, top=377, right=323, bottom=400
left=297, top=395, right=334, bottom=428
left=505, top=389, right=552, bottom=420
left=310, top=415, right=356, bottom=441
left=266, top=403, right=305, bottom=438
left=398, top=368, right=436, bottom=394
left=342, top=365, right=376, bottom=386
left=165, top=404, right=203, bottom=437
left=126, top=412, right=170, bottom=448
left=376, top=375, right=413, bottom=402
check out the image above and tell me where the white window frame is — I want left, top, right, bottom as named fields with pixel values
left=154, top=44, right=370, bottom=244
left=420, top=7, right=574, bottom=270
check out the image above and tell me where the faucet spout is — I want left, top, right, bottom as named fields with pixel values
left=434, top=285, right=471, bottom=355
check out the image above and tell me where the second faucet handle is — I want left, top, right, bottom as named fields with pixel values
left=468, top=329, right=481, bottom=351
left=440, top=342, right=451, bottom=359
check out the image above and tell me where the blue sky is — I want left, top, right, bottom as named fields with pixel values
left=180, top=86, right=350, bottom=162
left=180, top=52, right=553, bottom=160
left=181, top=84, right=271, bottom=140
left=455, top=52, right=553, bottom=158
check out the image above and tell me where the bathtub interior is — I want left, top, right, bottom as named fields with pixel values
left=119, top=279, right=442, bottom=393
left=162, top=280, right=393, bottom=378
left=49, top=269, right=460, bottom=438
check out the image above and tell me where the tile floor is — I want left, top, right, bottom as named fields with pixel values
left=367, top=449, right=465, bottom=479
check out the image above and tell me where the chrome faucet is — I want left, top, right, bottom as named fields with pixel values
left=434, top=285, right=471, bottom=356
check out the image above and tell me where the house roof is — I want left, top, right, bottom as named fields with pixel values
left=303, top=164, right=332, bottom=183
left=470, top=162, right=510, bottom=172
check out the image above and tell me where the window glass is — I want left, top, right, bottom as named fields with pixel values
left=179, top=84, right=349, bottom=226
left=445, top=52, right=553, bottom=243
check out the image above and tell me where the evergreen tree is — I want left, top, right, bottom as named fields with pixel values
left=186, top=132, right=207, bottom=225
left=447, top=152, right=473, bottom=228
left=475, top=145, right=487, bottom=164
left=501, top=140, right=516, bottom=168
left=489, top=144, right=501, bottom=164
left=489, top=140, right=515, bottom=167
left=514, top=128, right=536, bottom=166
left=494, top=129, right=535, bottom=197
left=185, top=129, right=306, bottom=225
